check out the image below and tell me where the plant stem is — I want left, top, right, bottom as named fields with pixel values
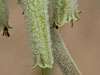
left=41, top=68, right=44, bottom=75
left=50, top=28, right=82, bottom=75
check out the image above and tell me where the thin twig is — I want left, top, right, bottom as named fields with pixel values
left=41, top=68, right=44, bottom=75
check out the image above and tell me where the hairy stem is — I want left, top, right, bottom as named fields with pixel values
left=50, top=29, right=82, bottom=75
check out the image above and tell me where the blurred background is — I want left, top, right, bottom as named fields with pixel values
left=0, top=0, right=100, bottom=75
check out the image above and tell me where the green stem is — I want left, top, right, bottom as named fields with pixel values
left=50, top=29, right=82, bottom=75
